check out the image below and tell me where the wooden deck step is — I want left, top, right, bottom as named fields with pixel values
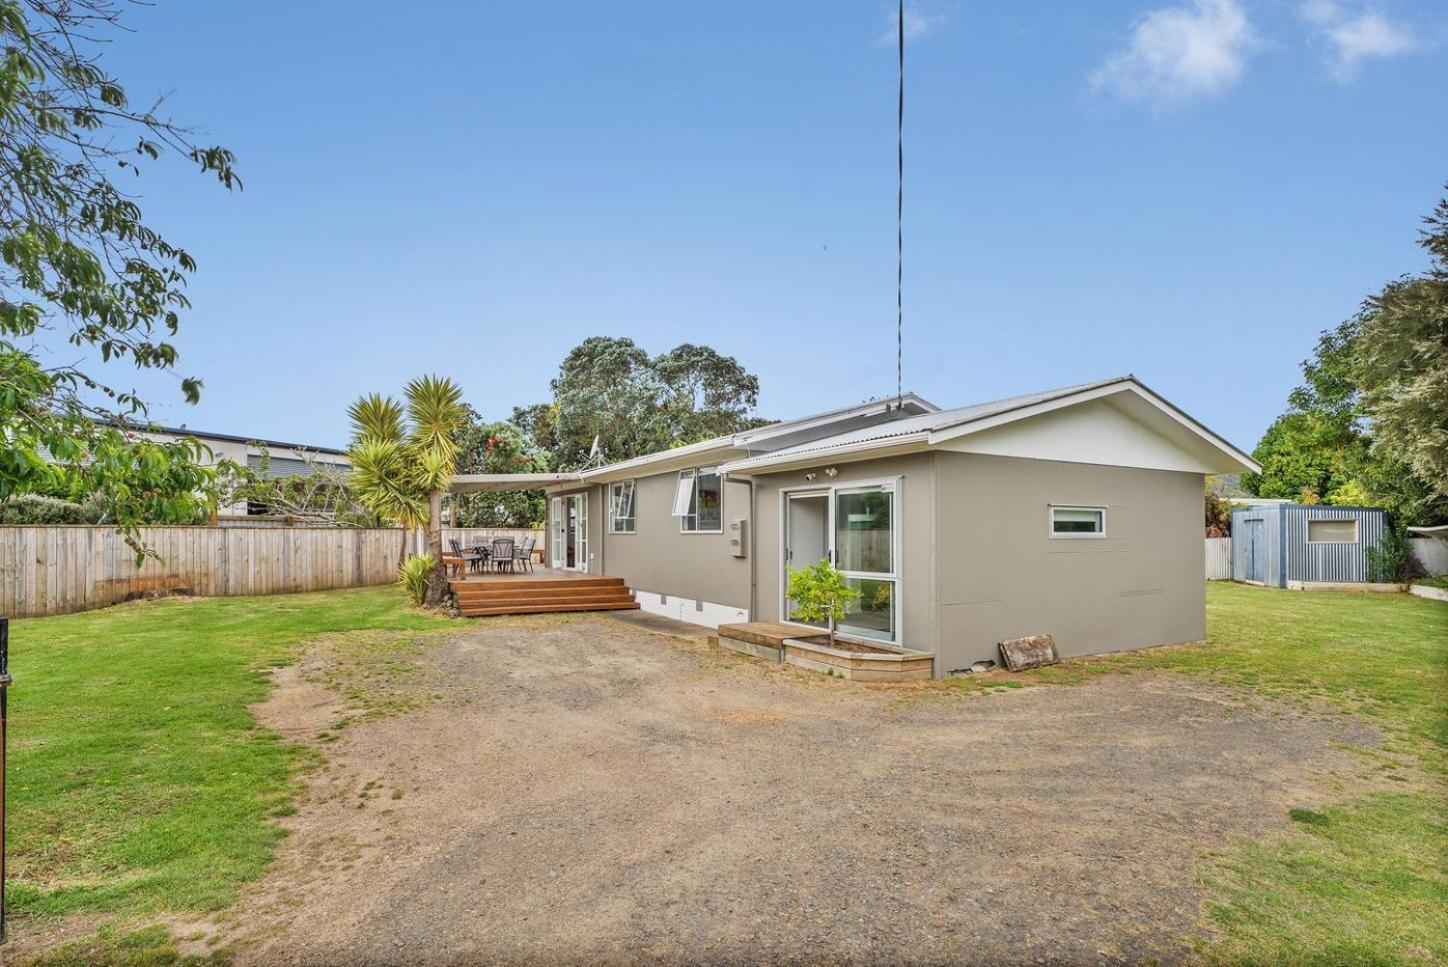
left=455, top=592, right=636, bottom=609
left=449, top=576, right=625, bottom=593
left=460, top=600, right=641, bottom=617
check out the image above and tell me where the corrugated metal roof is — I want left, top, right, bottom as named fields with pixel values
left=720, top=376, right=1130, bottom=471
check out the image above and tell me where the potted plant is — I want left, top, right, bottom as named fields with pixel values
left=786, top=557, right=860, bottom=648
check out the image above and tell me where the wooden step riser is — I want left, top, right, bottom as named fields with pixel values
left=461, top=602, right=641, bottom=617
left=449, top=579, right=625, bottom=592
left=456, top=593, right=637, bottom=608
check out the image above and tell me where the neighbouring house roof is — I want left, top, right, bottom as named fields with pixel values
left=130, top=423, right=349, bottom=457
left=717, top=376, right=1259, bottom=476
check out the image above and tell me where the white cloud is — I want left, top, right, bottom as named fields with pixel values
left=1298, top=2, right=1418, bottom=80
left=875, top=5, right=944, bottom=46
left=1089, top=0, right=1258, bottom=108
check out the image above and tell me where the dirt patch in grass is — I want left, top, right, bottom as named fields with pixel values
left=207, top=612, right=1381, bottom=966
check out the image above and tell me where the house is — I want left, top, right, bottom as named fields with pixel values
left=452, top=376, right=1259, bottom=676
left=1231, top=503, right=1392, bottom=588
left=133, top=425, right=351, bottom=518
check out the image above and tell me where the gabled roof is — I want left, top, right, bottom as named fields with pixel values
left=718, top=376, right=1259, bottom=476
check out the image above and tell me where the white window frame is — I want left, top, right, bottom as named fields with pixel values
left=777, top=476, right=904, bottom=647
left=675, top=467, right=724, bottom=534
left=609, top=480, right=636, bottom=534
left=1048, top=504, right=1107, bottom=540
left=1306, top=518, right=1359, bottom=544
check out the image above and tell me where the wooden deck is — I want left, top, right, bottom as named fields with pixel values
left=448, top=566, right=640, bottom=617
left=715, top=621, right=821, bottom=648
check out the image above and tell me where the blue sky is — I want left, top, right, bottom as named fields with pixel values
left=39, top=0, right=1447, bottom=452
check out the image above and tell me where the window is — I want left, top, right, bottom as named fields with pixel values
left=673, top=467, right=723, bottom=532
left=1307, top=518, right=1358, bottom=543
left=1050, top=505, right=1105, bottom=538
left=609, top=480, right=636, bottom=533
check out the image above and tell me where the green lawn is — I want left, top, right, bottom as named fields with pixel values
left=7, top=582, right=1446, bottom=964
left=7, top=587, right=453, bottom=923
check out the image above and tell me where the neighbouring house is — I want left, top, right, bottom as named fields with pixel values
left=1231, top=502, right=1394, bottom=588
left=452, top=376, right=1259, bottom=676
left=134, top=425, right=351, bottom=518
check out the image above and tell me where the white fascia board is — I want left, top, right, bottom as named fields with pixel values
left=926, top=381, right=1260, bottom=474
left=450, top=473, right=582, bottom=493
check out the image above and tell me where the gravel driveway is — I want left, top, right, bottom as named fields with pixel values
left=219, top=611, right=1375, bottom=965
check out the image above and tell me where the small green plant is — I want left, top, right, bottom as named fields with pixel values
left=1366, top=525, right=1414, bottom=583
left=786, top=557, right=860, bottom=647
left=398, top=553, right=435, bottom=606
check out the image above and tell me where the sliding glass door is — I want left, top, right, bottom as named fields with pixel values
left=833, top=484, right=897, bottom=642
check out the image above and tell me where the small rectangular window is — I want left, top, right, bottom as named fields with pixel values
left=674, top=468, right=723, bottom=532
left=1307, top=518, right=1357, bottom=543
left=609, top=480, right=635, bottom=534
left=1050, top=505, right=1105, bottom=538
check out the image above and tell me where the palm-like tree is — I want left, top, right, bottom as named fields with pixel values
left=347, top=376, right=467, bottom=606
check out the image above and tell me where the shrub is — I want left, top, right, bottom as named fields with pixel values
left=398, top=554, right=434, bottom=606
left=1366, top=526, right=1416, bottom=583
left=786, top=558, right=860, bottom=646
left=0, top=493, right=107, bottom=524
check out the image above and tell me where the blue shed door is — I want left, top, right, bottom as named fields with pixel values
left=1243, top=519, right=1266, bottom=583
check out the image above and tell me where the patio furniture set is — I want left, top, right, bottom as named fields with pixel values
left=448, top=537, right=536, bottom=574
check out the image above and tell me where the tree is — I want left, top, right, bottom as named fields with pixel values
left=347, top=376, right=468, bottom=606
left=1353, top=195, right=1448, bottom=496
left=0, top=1, right=240, bottom=558
left=452, top=406, right=547, bottom=527
left=513, top=337, right=768, bottom=470
left=1246, top=190, right=1448, bottom=526
left=215, top=449, right=379, bottom=527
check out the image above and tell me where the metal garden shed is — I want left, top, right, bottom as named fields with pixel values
left=1231, top=503, right=1390, bottom=587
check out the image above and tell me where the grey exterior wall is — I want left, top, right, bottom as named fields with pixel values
left=751, top=453, right=939, bottom=656
left=591, top=471, right=752, bottom=611
left=934, top=453, right=1205, bottom=671
left=1230, top=504, right=1388, bottom=586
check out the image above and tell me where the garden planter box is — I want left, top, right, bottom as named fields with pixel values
left=782, top=635, right=933, bottom=682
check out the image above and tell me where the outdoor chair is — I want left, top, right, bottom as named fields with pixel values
left=513, top=537, right=535, bottom=573
left=490, top=537, right=516, bottom=573
left=448, top=539, right=484, bottom=572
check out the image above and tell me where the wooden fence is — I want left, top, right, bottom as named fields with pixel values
left=0, top=525, right=410, bottom=619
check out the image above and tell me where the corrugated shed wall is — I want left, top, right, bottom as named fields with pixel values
left=1231, top=504, right=1388, bottom=585
left=1283, top=505, right=1387, bottom=583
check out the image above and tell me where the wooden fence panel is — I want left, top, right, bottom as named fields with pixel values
left=0, top=526, right=409, bottom=619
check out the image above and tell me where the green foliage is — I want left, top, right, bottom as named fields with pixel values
left=786, top=558, right=860, bottom=638
left=0, top=491, right=111, bottom=524
left=451, top=406, right=547, bottom=527
left=1246, top=190, right=1448, bottom=526
left=398, top=554, right=434, bottom=606
left=1366, top=526, right=1415, bottom=583
left=1203, top=491, right=1232, bottom=536
left=511, top=336, right=767, bottom=470
left=0, top=1, right=240, bottom=558
left=346, top=377, right=467, bottom=531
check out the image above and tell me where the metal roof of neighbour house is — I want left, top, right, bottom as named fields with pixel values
left=717, top=376, right=1260, bottom=475
left=129, top=423, right=350, bottom=457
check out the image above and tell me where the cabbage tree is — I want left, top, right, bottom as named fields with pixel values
left=347, top=376, right=467, bottom=606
